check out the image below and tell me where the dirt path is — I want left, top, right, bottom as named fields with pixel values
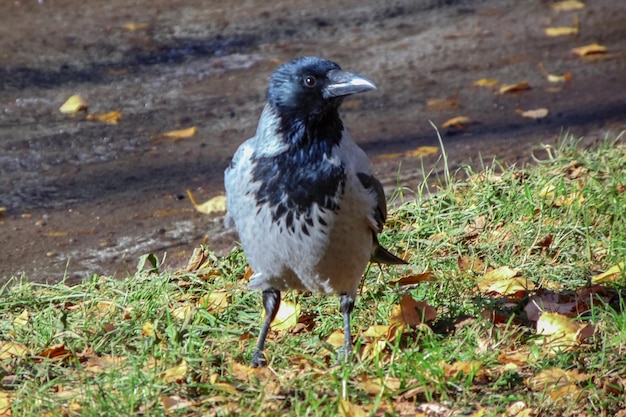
left=1, top=0, right=625, bottom=284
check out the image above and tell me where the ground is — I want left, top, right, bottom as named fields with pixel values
left=1, top=0, right=625, bottom=283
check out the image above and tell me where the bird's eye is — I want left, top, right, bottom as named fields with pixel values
left=303, top=76, right=317, bottom=88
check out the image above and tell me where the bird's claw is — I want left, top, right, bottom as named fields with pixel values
left=336, top=345, right=353, bottom=365
left=250, top=349, right=268, bottom=368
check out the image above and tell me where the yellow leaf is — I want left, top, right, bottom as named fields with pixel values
left=86, top=111, right=122, bottom=125
left=171, top=304, right=194, bottom=321
left=591, top=262, right=625, bottom=284
left=325, top=330, right=345, bottom=349
left=499, top=81, right=531, bottom=94
left=550, top=0, right=585, bottom=12
left=264, top=300, right=300, bottom=332
left=547, top=71, right=572, bottom=83
left=360, top=376, right=401, bottom=395
left=0, top=342, right=28, bottom=360
left=536, top=312, right=593, bottom=350
left=404, top=146, right=439, bottom=158
left=473, top=78, right=499, bottom=88
left=516, top=108, right=549, bottom=119
left=0, top=391, right=15, bottom=415
left=13, top=308, right=29, bottom=328
left=525, top=368, right=587, bottom=404
left=123, top=22, right=150, bottom=31
left=163, top=126, right=197, bottom=141
left=363, top=325, right=392, bottom=339
left=338, top=399, right=368, bottom=417
left=142, top=322, right=156, bottom=338
left=198, top=292, right=230, bottom=312
left=571, top=43, right=607, bottom=57
left=545, top=26, right=578, bottom=37
left=59, top=95, right=88, bottom=114
left=196, top=196, right=226, bottom=215
left=442, top=116, right=470, bottom=129
left=160, top=360, right=188, bottom=383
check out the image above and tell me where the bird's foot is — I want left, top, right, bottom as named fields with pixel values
left=250, top=349, right=268, bottom=368
left=336, top=345, right=353, bottom=365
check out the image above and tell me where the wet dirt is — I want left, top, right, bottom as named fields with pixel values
left=1, top=0, right=625, bottom=284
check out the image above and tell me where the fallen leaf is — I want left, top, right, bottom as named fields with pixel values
left=363, top=325, right=393, bottom=339
left=536, top=312, right=593, bottom=351
left=360, top=376, right=401, bottom=395
left=198, top=292, right=230, bottom=312
left=537, top=63, right=573, bottom=83
left=391, top=271, right=435, bottom=286
left=591, top=262, right=625, bottom=284
left=425, top=97, right=459, bottom=111
left=571, top=43, right=607, bottom=57
left=338, top=399, right=368, bottom=417
left=516, top=108, right=549, bottom=119
left=86, top=111, right=122, bottom=125
left=36, top=343, right=72, bottom=361
left=326, top=330, right=346, bottom=349
left=187, top=190, right=226, bottom=215
left=477, top=267, right=534, bottom=297
left=0, top=342, right=28, bottom=360
left=160, top=395, right=193, bottom=413
left=526, top=368, right=587, bottom=404
left=264, top=299, right=300, bottom=332
left=390, top=294, right=437, bottom=327
left=160, top=360, right=188, bottom=383
left=545, top=26, right=578, bottom=37
left=142, top=321, right=156, bottom=338
left=0, top=391, right=14, bottom=416
left=123, top=22, right=150, bottom=31
left=162, top=126, right=197, bottom=141
left=550, top=1, right=585, bottom=12
left=13, top=309, right=29, bottom=328
left=499, top=81, right=531, bottom=94
left=59, top=95, right=88, bottom=114
left=473, top=78, right=499, bottom=88
left=442, top=116, right=470, bottom=129
left=404, top=146, right=440, bottom=157
left=443, top=361, right=484, bottom=379
left=171, top=304, right=194, bottom=321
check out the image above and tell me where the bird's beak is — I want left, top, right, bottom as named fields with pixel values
left=323, top=70, right=377, bottom=99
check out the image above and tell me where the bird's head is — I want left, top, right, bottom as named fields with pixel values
left=267, top=56, right=376, bottom=123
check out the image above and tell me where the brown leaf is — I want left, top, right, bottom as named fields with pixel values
left=86, top=111, right=122, bottom=125
left=425, top=97, right=459, bottom=111
left=390, top=294, right=437, bottom=327
left=571, top=43, right=607, bottom=57
left=37, top=343, right=72, bottom=361
left=442, top=116, right=470, bottom=129
left=526, top=368, right=588, bottom=404
left=499, top=81, right=531, bottom=94
left=160, top=395, right=193, bottom=413
left=391, top=271, right=435, bottom=286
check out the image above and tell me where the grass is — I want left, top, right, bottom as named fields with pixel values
left=1, top=133, right=626, bottom=416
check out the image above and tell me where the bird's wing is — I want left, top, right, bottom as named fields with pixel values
left=356, top=172, right=386, bottom=233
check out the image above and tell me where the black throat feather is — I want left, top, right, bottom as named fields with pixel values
left=251, top=110, right=347, bottom=234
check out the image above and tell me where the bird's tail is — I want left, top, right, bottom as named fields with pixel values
left=371, top=244, right=408, bottom=265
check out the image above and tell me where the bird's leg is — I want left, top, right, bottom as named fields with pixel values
left=250, top=288, right=281, bottom=367
left=338, top=293, right=355, bottom=363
